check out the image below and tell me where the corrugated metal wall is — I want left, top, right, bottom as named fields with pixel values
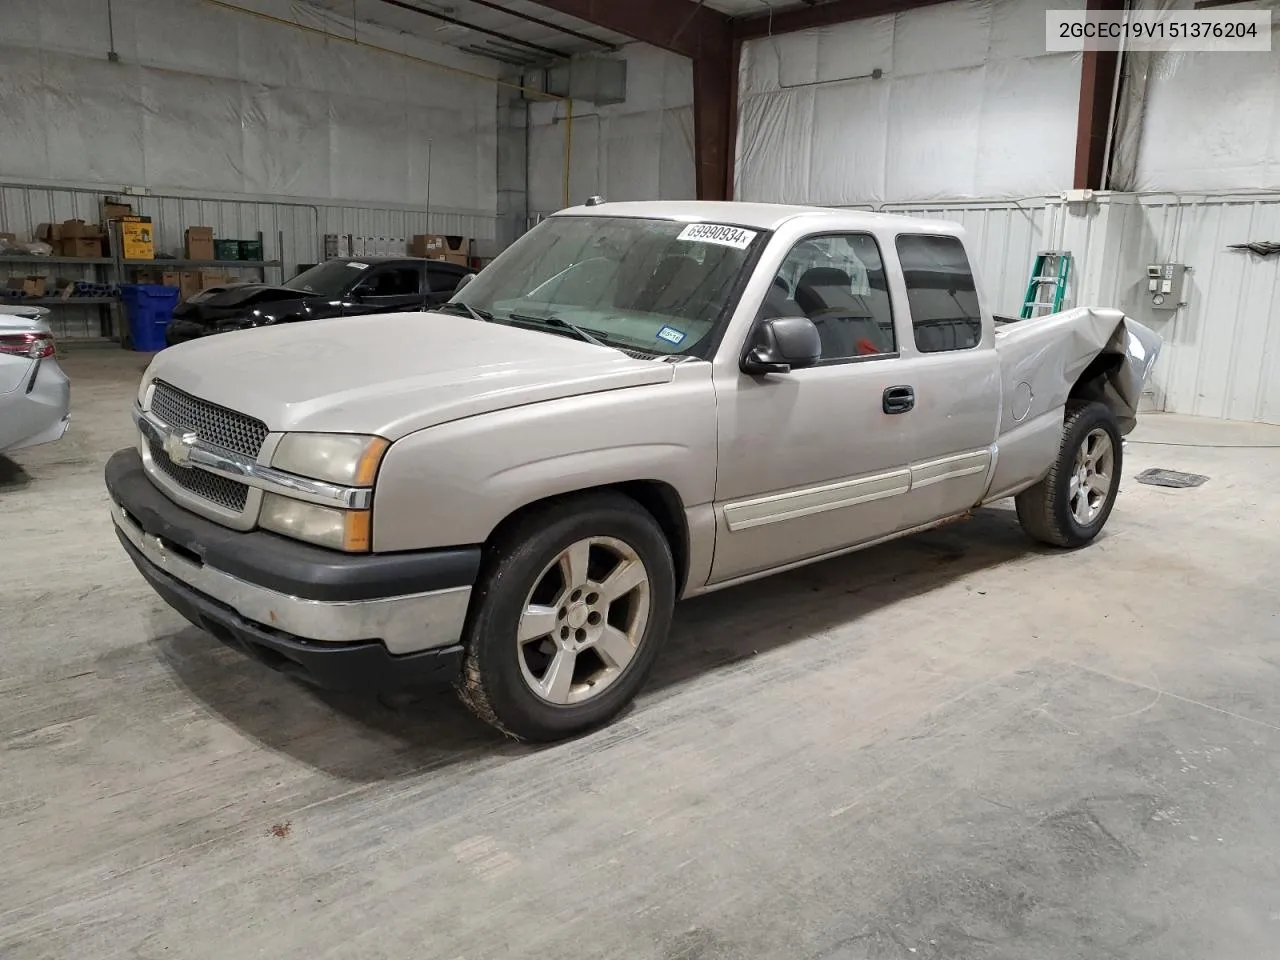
left=858, top=193, right=1280, bottom=424
left=1116, top=195, right=1280, bottom=424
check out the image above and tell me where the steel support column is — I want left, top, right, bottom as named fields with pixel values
left=1074, top=0, right=1124, bottom=188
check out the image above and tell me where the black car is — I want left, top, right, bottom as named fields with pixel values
left=163, top=256, right=473, bottom=346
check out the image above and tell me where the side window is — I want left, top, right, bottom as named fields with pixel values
left=764, top=233, right=896, bottom=362
left=895, top=235, right=982, bottom=353
left=362, top=265, right=421, bottom=297
left=427, top=264, right=464, bottom=293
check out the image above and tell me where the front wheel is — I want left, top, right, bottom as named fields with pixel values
left=1015, top=401, right=1123, bottom=548
left=458, top=493, right=676, bottom=742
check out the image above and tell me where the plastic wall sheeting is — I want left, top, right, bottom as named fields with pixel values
left=1124, top=0, right=1280, bottom=192
left=736, top=0, right=1084, bottom=205
left=527, top=44, right=694, bottom=217
left=0, top=0, right=500, bottom=217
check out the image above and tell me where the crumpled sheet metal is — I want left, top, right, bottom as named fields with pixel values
left=994, top=307, right=1162, bottom=434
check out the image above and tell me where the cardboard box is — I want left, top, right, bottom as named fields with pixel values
left=102, top=199, right=133, bottom=221
left=0, top=232, right=15, bottom=245
left=179, top=271, right=202, bottom=300
left=120, top=215, right=154, bottom=260
left=61, top=237, right=103, bottom=258
left=35, top=223, right=61, bottom=244
left=162, top=271, right=182, bottom=288
left=60, top=219, right=101, bottom=240
left=20, top=276, right=47, bottom=298
left=197, top=270, right=229, bottom=291
left=185, top=226, right=214, bottom=261
left=411, top=234, right=443, bottom=257
left=412, top=233, right=469, bottom=266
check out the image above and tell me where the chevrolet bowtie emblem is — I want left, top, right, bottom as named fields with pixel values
left=163, top=430, right=199, bottom=467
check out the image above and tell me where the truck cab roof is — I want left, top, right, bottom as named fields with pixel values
left=554, top=200, right=963, bottom=237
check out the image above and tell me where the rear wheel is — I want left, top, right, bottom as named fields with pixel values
left=1016, top=401, right=1123, bottom=548
left=458, top=493, right=675, bottom=742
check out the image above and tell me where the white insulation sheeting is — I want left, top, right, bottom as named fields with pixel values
left=1128, top=2, right=1280, bottom=192
left=736, top=0, right=1084, bottom=205
left=528, top=44, right=695, bottom=216
left=0, top=0, right=500, bottom=216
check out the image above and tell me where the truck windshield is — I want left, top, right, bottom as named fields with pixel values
left=451, top=215, right=763, bottom=356
left=283, top=260, right=367, bottom=297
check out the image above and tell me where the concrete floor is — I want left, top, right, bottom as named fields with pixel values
left=4, top=348, right=1280, bottom=959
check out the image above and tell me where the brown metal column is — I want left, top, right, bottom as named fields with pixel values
left=693, top=31, right=734, bottom=201
left=1074, top=0, right=1124, bottom=188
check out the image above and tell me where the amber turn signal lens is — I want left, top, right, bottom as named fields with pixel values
left=353, top=437, right=390, bottom=487
left=342, top=510, right=372, bottom=552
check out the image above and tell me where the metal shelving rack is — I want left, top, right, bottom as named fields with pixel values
left=0, top=252, right=119, bottom=340
left=1, top=226, right=285, bottom=343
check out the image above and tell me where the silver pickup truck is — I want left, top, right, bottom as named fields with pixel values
left=106, top=201, right=1160, bottom=741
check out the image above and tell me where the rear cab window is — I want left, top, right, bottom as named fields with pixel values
left=894, top=234, right=982, bottom=352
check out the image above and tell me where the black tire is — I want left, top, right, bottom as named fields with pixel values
left=457, top=492, right=676, bottom=742
left=1015, top=401, right=1123, bottom=548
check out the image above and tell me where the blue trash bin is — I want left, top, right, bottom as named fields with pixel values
left=119, top=284, right=181, bottom=352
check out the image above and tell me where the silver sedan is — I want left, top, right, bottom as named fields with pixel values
left=0, top=306, right=71, bottom=454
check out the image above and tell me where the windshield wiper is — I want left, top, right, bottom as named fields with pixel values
left=434, top=300, right=494, bottom=323
left=507, top=312, right=609, bottom=348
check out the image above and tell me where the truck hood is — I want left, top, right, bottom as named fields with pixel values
left=142, top=312, right=675, bottom=438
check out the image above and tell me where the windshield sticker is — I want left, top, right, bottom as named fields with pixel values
left=656, top=325, right=687, bottom=345
left=346, top=261, right=369, bottom=269
left=676, top=223, right=757, bottom=249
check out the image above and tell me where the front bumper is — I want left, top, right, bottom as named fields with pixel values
left=106, top=447, right=482, bottom=693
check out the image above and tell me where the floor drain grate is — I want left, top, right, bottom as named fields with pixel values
left=1136, top=468, right=1209, bottom=488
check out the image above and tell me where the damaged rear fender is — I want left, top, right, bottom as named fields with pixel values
left=994, top=307, right=1162, bottom=437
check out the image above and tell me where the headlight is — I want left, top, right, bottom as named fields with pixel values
left=263, top=433, right=389, bottom=551
left=260, top=494, right=371, bottom=552
left=272, top=433, right=389, bottom=485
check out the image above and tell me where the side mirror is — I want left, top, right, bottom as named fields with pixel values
left=741, top=316, right=821, bottom=375
left=349, top=283, right=374, bottom=301
left=454, top=273, right=476, bottom=292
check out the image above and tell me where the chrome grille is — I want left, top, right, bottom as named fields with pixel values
left=150, top=380, right=268, bottom=458
left=147, top=437, right=249, bottom=511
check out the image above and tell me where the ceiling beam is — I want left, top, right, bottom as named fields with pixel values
left=525, top=0, right=731, bottom=58
left=733, top=0, right=953, bottom=40
left=372, top=0, right=569, bottom=58
left=459, top=0, right=618, bottom=50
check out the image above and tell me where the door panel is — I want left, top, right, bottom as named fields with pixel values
left=892, top=234, right=1002, bottom=527
left=710, top=231, right=915, bottom=583
left=711, top=362, right=913, bottom=583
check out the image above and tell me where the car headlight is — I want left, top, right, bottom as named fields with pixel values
left=271, top=433, right=389, bottom=485
left=260, top=494, right=370, bottom=552
left=262, top=433, right=390, bottom=551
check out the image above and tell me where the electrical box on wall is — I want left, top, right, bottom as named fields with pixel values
left=1145, top=263, right=1188, bottom=310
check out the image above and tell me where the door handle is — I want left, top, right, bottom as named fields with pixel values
left=883, top=385, right=915, bottom=414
